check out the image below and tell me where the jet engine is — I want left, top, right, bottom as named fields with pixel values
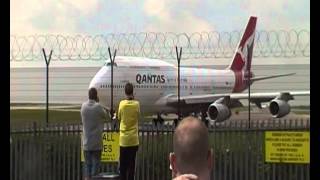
left=269, top=99, right=290, bottom=118
left=207, top=103, right=231, bottom=122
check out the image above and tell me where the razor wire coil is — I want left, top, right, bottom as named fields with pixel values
left=10, top=30, right=310, bottom=61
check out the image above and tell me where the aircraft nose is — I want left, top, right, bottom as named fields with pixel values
left=89, top=66, right=108, bottom=89
left=89, top=74, right=99, bottom=88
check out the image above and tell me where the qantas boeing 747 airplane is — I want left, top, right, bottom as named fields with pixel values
left=89, top=16, right=309, bottom=123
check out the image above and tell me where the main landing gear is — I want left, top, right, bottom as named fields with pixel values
left=152, top=113, right=164, bottom=126
left=173, top=111, right=209, bottom=127
left=200, top=110, right=209, bottom=127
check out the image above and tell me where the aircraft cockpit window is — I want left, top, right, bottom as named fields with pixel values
left=105, top=62, right=117, bottom=67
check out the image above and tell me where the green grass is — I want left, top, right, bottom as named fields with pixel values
left=10, top=109, right=82, bottom=127
left=10, top=109, right=154, bottom=128
left=10, top=103, right=79, bottom=107
left=291, top=110, right=310, bottom=115
left=291, top=105, right=310, bottom=110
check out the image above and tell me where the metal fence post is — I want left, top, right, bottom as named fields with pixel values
left=245, top=68, right=251, bottom=128
left=42, top=48, right=53, bottom=126
left=33, top=121, right=37, bottom=136
left=108, top=47, right=117, bottom=119
left=175, top=46, right=182, bottom=121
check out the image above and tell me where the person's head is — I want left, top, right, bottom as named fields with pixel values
left=88, top=87, right=98, bottom=101
left=125, top=82, right=134, bottom=99
left=169, top=116, right=213, bottom=178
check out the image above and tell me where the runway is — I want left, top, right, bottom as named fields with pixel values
left=208, top=109, right=310, bottom=128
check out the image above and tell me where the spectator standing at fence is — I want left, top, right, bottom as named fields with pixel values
left=81, top=87, right=109, bottom=180
left=117, top=82, right=140, bottom=180
left=169, top=116, right=213, bottom=180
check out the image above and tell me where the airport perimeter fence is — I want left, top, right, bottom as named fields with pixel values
left=10, top=30, right=310, bottom=61
left=10, top=119, right=310, bottom=180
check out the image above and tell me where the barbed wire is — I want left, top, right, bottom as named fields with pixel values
left=10, top=30, right=310, bottom=61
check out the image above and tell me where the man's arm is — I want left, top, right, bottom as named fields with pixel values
left=137, top=102, right=141, bottom=120
left=80, top=103, right=84, bottom=123
left=99, top=104, right=109, bottom=120
left=117, top=101, right=122, bottom=121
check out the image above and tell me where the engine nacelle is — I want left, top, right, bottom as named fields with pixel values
left=207, top=103, right=231, bottom=122
left=269, top=99, right=291, bottom=118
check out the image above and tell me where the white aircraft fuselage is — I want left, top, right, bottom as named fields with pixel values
left=89, top=57, right=238, bottom=115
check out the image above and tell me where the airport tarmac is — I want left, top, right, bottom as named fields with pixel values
left=211, top=109, right=310, bottom=128
left=228, top=108, right=309, bottom=121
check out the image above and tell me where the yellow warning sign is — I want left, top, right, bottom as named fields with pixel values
left=81, top=132, right=120, bottom=162
left=265, top=131, right=309, bottom=163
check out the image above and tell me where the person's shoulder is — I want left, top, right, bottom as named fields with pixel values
left=119, top=100, right=125, bottom=105
left=94, top=102, right=104, bottom=109
left=131, top=100, right=140, bottom=107
left=116, top=100, right=124, bottom=108
left=81, top=101, right=88, bottom=108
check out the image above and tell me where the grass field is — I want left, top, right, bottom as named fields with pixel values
left=10, top=109, right=83, bottom=127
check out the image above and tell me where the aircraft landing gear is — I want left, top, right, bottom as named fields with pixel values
left=152, top=113, right=164, bottom=126
left=200, top=111, right=209, bottom=127
left=173, top=119, right=178, bottom=127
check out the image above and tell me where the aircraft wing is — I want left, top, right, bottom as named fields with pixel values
left=156, top=90, right=309, bottom=121
left=162, top=91, right=309, bottom=106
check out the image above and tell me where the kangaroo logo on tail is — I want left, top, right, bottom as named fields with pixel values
left=228, top=16, right=257, bottom=72
left=229, top=16, right=257, bottom=92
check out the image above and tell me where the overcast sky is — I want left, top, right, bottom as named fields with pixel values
left=10, top=0, right=310, bottom=67
left=11, top=0, right=309, bottom=35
